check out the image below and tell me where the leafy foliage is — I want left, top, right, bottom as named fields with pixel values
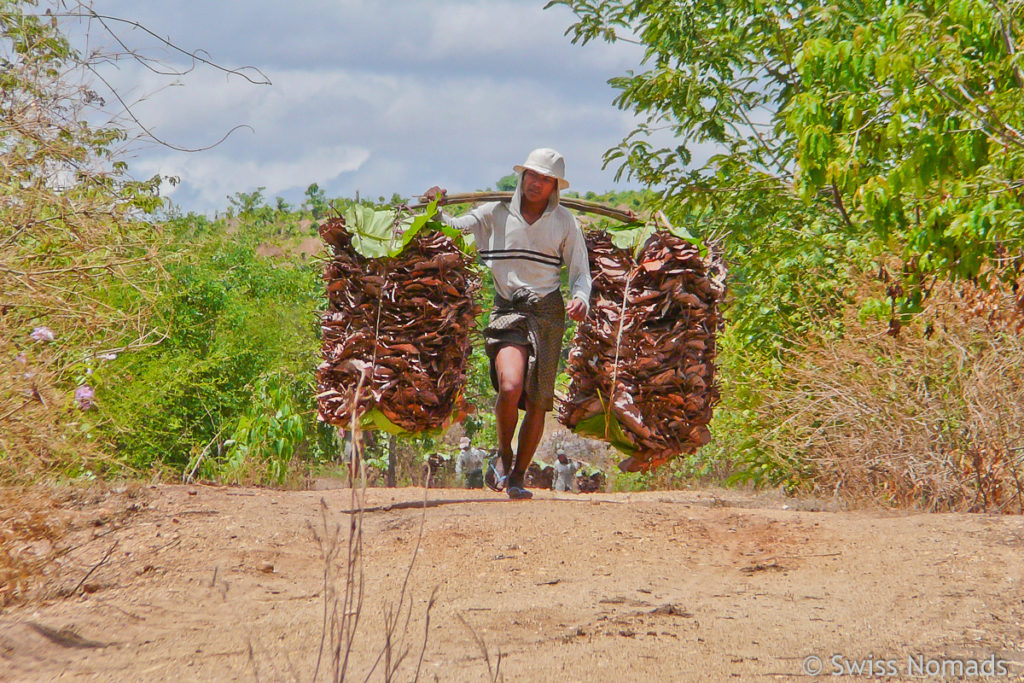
left=549, top=0, right=1024, bottom=490
left=342, top=199, right=476, bottom=259
left=495, top=174, right=518, bottom=191
left=550, top=0, right=1024, bottom=314
left=785, top=1, right=1024, bottom=312
left=93, top=211, right=334, bottom=478
left=0, top=0, right=164, bottom=480
left=206, top=372, right=307, bottom=485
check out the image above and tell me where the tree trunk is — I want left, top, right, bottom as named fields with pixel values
left=386, top=434, right=397, bottom=488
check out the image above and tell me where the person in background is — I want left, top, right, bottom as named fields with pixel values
left=552, top=447, right=582, bottom=492
left=455, top=436, right=486, bottom=488
left=424, top=148, right=591, bottom=500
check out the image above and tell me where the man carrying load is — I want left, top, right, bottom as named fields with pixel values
left=424, top=148, right=591, bottom=500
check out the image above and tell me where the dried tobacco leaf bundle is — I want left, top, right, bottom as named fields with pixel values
left=316, top=215, right=481, bottom=433
left=559, top=229, right=726, bottom=471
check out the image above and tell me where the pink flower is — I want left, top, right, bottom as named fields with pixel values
left=30, top=326, right=55, bottom=342
left=75, top=385, right=95, bottom=410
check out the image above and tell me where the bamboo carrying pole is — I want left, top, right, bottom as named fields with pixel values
left=410, top=191, right=640, bottom=224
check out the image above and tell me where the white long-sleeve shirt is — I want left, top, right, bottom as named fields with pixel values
left=435, top=174, right=592, bottom=309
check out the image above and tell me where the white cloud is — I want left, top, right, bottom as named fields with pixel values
left=134, top=145, right=370, bottom=208
left=71, top=1, right=714, bottom=214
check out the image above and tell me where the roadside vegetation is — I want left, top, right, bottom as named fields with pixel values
left=3, top=0, right=1023, bottom=513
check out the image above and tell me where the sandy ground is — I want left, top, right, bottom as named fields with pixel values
left=2, top=483, right=1024, bottom=682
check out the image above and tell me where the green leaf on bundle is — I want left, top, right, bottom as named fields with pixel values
left=345, top=205, right=400, bottom=258
left=602, top=219, right=700, bottom=256
left=572, top=410, right=637, bottom=456
left=346, top=198, right=474, bottom=258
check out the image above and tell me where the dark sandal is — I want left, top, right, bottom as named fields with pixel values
left=507, top=485, right=533, bottom=500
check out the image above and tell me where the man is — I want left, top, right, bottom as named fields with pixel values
left=425, top=148, right=591, bottom=500
left=552, top=447, right=582, bottom=492
left=455, top=436, right=486, bottom=488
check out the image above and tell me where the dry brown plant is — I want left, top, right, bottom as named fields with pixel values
left=1, top=3, right=167, bottom=481
left=0, top=482, right=147, bottom=607
left=954, top=275, right=1024, bottom=335
left=756, top=278, right=1024, bottom=512
left=0, top=486, right=70, bottom=607
left=307, top=377, right=439, bottom=682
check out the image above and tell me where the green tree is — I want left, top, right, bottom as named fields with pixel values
left=303, top=182, right=329, bottom=218
left=549, top=0, right=1024, bottom=489
left=549, top=0, right=1024, bottom=320
left=786, top=2, right=1024, bottom=316
left=496, top=173, right=518, bottom=191
left=228, top=187, right=267, bottom=215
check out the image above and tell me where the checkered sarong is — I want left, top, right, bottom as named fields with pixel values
left=484, top=288, right=565, bottom=411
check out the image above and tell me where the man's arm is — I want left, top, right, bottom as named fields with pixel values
left=422, top=186, right=489, bottom=242
left=561, top=215, right=592, bottom=321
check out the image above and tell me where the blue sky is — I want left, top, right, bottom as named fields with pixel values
left=69, top=1, right=706, bottom=214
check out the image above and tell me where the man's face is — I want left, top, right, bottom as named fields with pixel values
left=522, top=168, right=557, bottom=205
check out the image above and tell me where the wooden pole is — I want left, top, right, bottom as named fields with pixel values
left=409, top=191, right=640, bottom=224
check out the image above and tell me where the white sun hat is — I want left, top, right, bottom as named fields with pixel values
left=459, top=437, right=471, bottom=449
left=513, top=148, right=569, bottom=190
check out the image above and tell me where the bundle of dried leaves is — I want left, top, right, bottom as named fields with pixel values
left=559, top=230, right=726, bottom=471
left=576, top=471, right=607, bottom=493
left=525, top=462, right=555, bottom=490
left=316, top=217, right=481, bottom=433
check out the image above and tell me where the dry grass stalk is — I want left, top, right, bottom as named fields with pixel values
left=456, top=612, right=504, bottom=683
left=309, top=377, right=438, bottom=682
left=758, top=280, right=1024, bottom=512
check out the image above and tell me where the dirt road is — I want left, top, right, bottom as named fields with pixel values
left=2, top=483, right=1023, bottom=681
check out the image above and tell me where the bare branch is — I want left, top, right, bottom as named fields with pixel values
left=54, top=7, right=271, bottom=86
left=84, top=62, right=256, bottom=152
left=831, top=181, right=855, bottom=230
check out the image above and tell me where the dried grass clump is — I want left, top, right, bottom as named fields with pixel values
left=758, top=281, right=1024, bottom=512
left=954, top=275, right=1024, bottom=335
left=0, top=487, right=71, bottom=607
left=1, top=6, right=164, bottom=481
left=0, top=482, right=148, bottom=607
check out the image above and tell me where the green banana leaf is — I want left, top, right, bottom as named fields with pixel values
left=571, top=409, right=637, bottom=456
left=603, top=219, right=700, bottom=256
left=358, top=407, right=409, bottom=435
left=345, top=198, right=473, bottom=258
left=357, top=407, right=452, bottom=439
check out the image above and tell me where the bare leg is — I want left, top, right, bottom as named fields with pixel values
left=513, top=397, right=547, bottom=480
left=493, top=344, right=528, bottom=474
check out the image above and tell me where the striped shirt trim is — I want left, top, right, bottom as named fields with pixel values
left=478, top=248, right=562, bottom=267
